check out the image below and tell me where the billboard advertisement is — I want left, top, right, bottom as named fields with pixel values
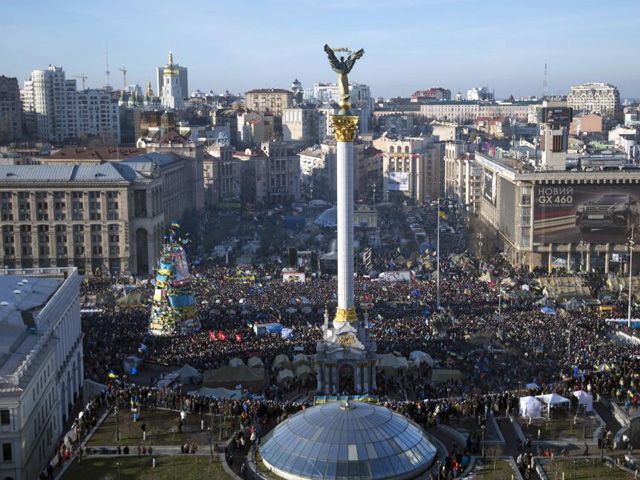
left=387, top=171, right=410, bottom=191
left=483, top=170, right=496, bottom=204
left=533, top=184, right=639, bottom=244
left=538, top=107, right=573, bottom=126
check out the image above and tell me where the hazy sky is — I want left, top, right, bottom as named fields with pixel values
left=2, top=0, right=638, bottom=99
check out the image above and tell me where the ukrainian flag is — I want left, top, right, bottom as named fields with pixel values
left=438, top=210, right=447, bottom=220
left=107, top=371, right=119, bottom=379
left=171, top=221, right=180, bottom=229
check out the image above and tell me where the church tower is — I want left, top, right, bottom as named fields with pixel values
left=161, top=51, right=184, bottom=110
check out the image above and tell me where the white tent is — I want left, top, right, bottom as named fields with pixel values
left=295, top=364, right=312, bottom=378
left=519, top=396, right=542, bottom=418
left=247, top=356, right=264, bottom=369
left=525, top=382, right=540, bottom=390
left=229, top=357, right=245, bottom=367
left=273, top=354, right=291, bottom=369
left=277, top=369, right=295, bottom=383
left=536, top=393, right=570, bottom=418
left=173, top=364, right=202, bottom=385
left=409, top=351, right=435, bottom=367
left=378, top=353, right=409, bottom=370
left=292, top=354, right=310, bottom=365
left=573, top=390, right=593, bottom=412
left=536, top=393, right=570, bottom=406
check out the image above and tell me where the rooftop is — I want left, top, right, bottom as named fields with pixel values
left=0, top=152, right=180, bottom=184
left=48, top=147, right=145, bottom=161
left=0, top=269, right=76, bottom=390
left=245, top=88, right=292, bottom=94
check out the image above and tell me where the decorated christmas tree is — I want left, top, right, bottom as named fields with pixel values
left=149, top=224, right=200, bottom=335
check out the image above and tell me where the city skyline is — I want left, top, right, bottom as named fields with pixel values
left=2, top=0, right=639, bottom=99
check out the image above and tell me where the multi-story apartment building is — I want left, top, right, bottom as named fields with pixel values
left=236, top=110, right=275, bottom=146
left=137, top=130, right=205, bottom=212
left=420, top=100, right=538, bottom=123
left=244, top=89, right=293, bottom=116
left=375, top=136, right=443, bottom=204
left=0, top=153, right=194, bottom=276
left=21, top=66, right=120, bottom=144
left=466, top=87, right=494, bottom=101
left=22, top=66, right=77, bottom=142
left=0, top=267, right=82, bottom=480
left=411, top=87, right=451, bottom=102
left=204, top=144, right=241, bottom=205
left=567, top=82, right=621, bottom=118
left=75, top=89, right=120, bottom=143
left=443, top=141, right=481, bottom=211
left=254, top=142, right=301, bottom=205
left=282, top=105, right=319, bottom=145
left=0, top=76, right=23, bottom=143
left=311, top=82, right=372, bottom=132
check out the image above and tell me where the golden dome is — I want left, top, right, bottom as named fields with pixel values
left=163, top=50, right=178, bottom=76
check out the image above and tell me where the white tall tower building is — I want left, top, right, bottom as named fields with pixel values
left=161, top=51, right=184, bottom=110
left=22, top=66, right=78, bottom=142
left=21, top=65, right=120, bottom=143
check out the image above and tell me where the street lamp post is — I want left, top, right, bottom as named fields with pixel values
left=436, top=198, right=441, bottom=311
left=115, top=404, right=120, bottom=442
left=628, top=226, right=635, bottom=329
left=578, top=240, right=586, bottom=272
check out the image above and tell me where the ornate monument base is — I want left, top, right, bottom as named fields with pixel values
left=315, top=309, right=377, bottom=395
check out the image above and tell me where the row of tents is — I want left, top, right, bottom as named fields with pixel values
left=519, top=391, right=593, bottom=419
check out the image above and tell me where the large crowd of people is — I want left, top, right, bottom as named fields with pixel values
left=74, top=204, right=640, bottom=480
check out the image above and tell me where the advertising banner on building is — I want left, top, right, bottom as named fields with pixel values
left=533, top=184, right=639, bottom=244
left=483, top=170, right=496, bottom=204
left=387, top=171, right=410, bottom=191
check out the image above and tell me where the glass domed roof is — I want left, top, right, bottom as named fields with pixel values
left=259, top=401, right=437, bottom=480
left=314, top=207, right=337, bottom=228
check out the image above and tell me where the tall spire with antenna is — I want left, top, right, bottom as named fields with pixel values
left=543, top=61, right=548, bottom=99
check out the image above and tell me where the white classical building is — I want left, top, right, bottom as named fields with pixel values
left=160, top=51, right=184, bottom=110
left=567, top=82, right=621, bottom=118
left=0, top=267, right=83, bottom=480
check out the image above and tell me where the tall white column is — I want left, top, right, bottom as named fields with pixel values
left=336, top=140, right=354, bottom=313
left=332, top=115, right=359, bottom=324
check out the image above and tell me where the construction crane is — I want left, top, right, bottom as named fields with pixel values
left=118, top=67, right=127, bottom=90
left=73, top=73, right=88, bottom=90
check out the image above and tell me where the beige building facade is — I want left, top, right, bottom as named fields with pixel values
left=245, top=89, right=293, bottom=116
left=0, top=153, right=192, bottom=276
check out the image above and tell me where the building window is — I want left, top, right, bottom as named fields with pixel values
left=0, top=410, right=9, bottom=426
left=18, top=192, right=30, bottom=221
left=89, top=192, right=101, bottom=220
left=134, top=191, right=147, bottom=218
left=552, top=135, right=564, bottom=153
left=107, top=191, right=119, bottom=220
left=53, top=192, right=66, bottom=221
left=0, top=193, right=12, bottom=221
left=71, top=192, right=84, bottom=221
left=2, top=442, right=11, bottom=462
left=36, top=192, right=48, bottom=221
